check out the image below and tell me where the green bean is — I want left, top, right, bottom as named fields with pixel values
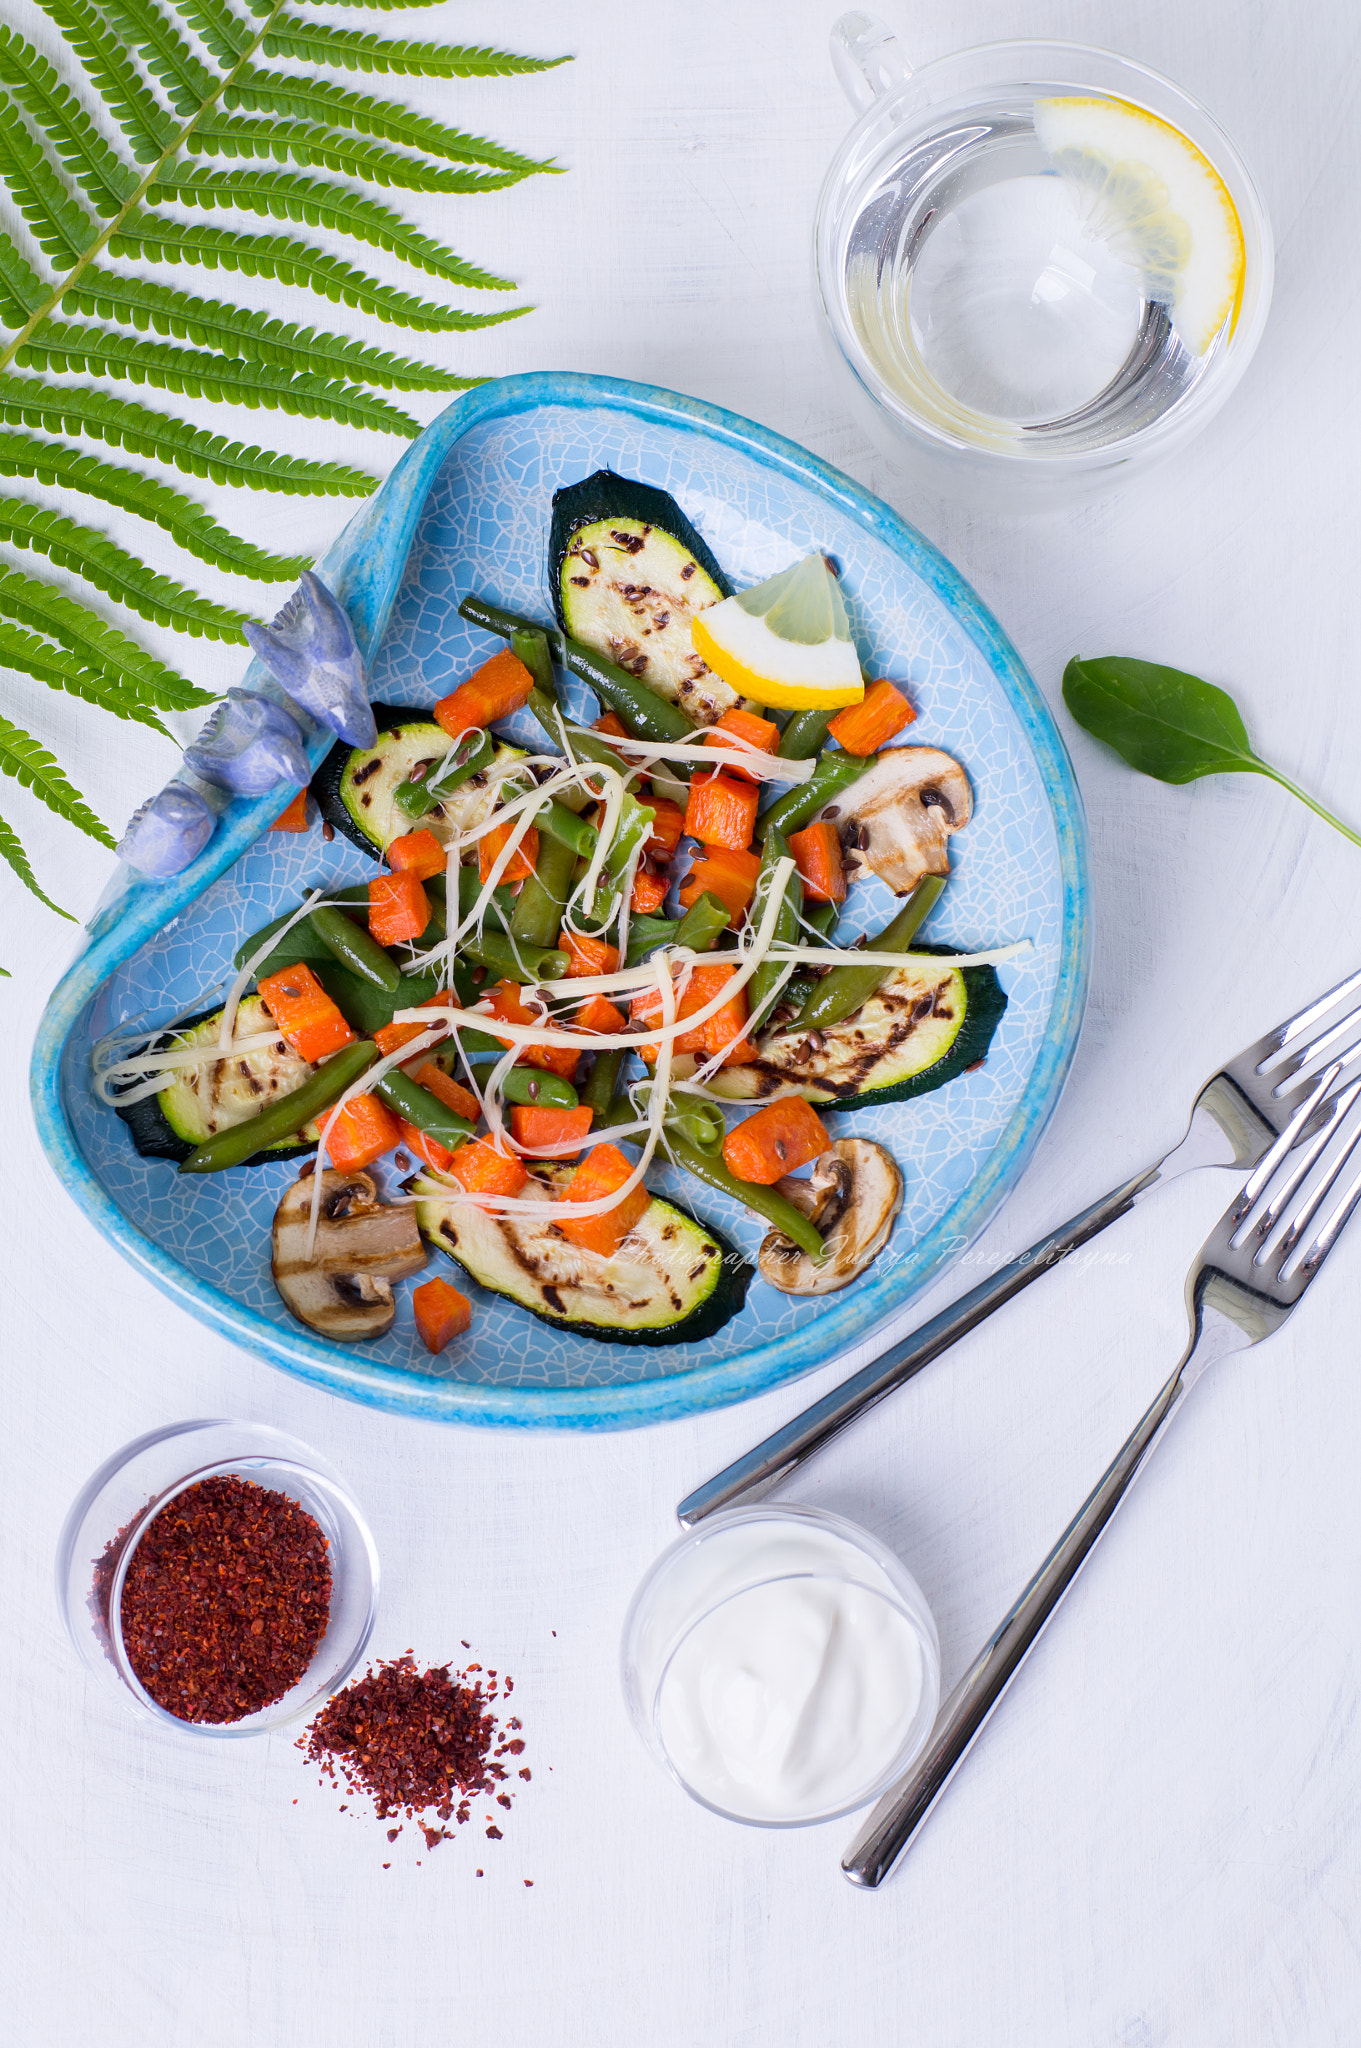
left=393, top=729, right=494, bottom=820
left=470, top=1063, right=581, bottom=1110
left=794, top=875, right=946, bottom=1030
left=307, top=905, right=401, bottom=993
left=578, top=1048, right=624, bottom=1118
left=777, top=708, right=834, bottom=760
left=509, top=830, right=576, bottom=949
left=747, top=826, right=803, bottom=1027
left=458, top=593, right=692, bottom=746
left=179, top=1041, right=377, bottom=1174
left=373, top=1071, right=475, bottom=1151
left=455, top=865, right=511, bottom=932
left=804, top=899, right=839, bottom=940
left=759, top=749, right=866, bottom=838
left=666, top=1135, right=827, bottom=1262
left=460, top=593, right=563, bottom=656
left=464, top=929, right=569, bottom=984
left=589, top=791, right=655, bottom=920
left=662, top=1096, right=725, bottom=1153
left=672, top=890, right=732, bottom=954
left=536, top=798, right=598, bottom=858
left=511, top=624, right=557, bottom=702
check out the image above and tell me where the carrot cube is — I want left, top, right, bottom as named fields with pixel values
left=630, top=867, right=669, bottom=915
left=562, top=930, right=620, bottom=979
left=396, top=1117, right=454, bottom=1173
left=447, top=1137, right=529, bottom=1200
left=269, top=789, right=309, bottom=832
left=483, top=980, right=579, bottom=1080
left=703, top=707, right=780, bottom=784
left=412, top=1064, right=481, bottom=1124
left=556, top=1143, right=650, bottom=1257
left=644, top=799, right=686, bottom=858
left=509, top=1105, right=595, bottom=1159
left=368, top=871, right=430, bottom=946
left=575, top=994, right=627, bottom=1037
left=323, top=1093, right=402, bottom=1172
left=826, top=679, right=916, bottom=755
left=683, top=772, right=759, bottom=852
left=478, top=816, right=538, bottom=886
left=788, top=820, right=847, bottom=904
left=592, top=710, right=630, bottom=739
left=257, top=962, right=356, bottom=1063
left=434, top=648, right=533, bottom=736
left=387, top=828, right=446, bottom=881
left=723, top=1097, right=831, bottom=1185
left=412, top=1277, right=472, bottom=1354
left=677, top=846, right=762, bottom=926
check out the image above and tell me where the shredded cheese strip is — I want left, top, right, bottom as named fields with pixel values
left=586, top=733, right=817, bottom=782
left=92, top=1029, right=287, bottom=1105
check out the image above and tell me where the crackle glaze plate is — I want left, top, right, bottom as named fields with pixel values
left=31, top=375, right=1089, bottom=1429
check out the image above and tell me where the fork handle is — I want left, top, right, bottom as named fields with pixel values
left=841, top=1358, right=1191, bottom=1888
left=677, top=1164, right=1159, bottom=1528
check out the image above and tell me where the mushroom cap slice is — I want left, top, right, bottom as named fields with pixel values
left=758, top=1139, right=903, bottom=1295
left=272, top=1169, right=427, bottom=1339
left=817, top=746, right=973, bottom=896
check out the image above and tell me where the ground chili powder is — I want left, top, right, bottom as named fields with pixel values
left=100, top=1475, right=332, bottom=1724
left=302, top=1653, right=524, bottom=1852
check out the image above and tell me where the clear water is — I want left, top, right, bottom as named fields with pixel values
left=845, top=98, right=1220, bottom=455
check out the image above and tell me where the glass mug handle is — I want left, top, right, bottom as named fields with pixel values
left=829, top=11, right=913, bottom=113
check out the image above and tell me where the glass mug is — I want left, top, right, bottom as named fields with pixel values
left=814, top=14, right=1274, bottom=495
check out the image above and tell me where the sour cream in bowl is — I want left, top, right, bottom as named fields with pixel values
left=622, top=1505, right=940, bottom=1827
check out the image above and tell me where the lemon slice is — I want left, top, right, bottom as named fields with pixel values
left=1032, top=95, right=1245, bottom=356
left=690, top=556, right=864, bottom=710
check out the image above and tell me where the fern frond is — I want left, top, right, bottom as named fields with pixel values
left=111, top=209, right=526, bottom=329
left=0, top=708, right=113, bottom=845
left=33, top=0, right=172, bottom=162
left=185, top=114, right=528, bottom=194
left=0, top=562, right=211, bottom=712
left=227, top=69, right=560, bottom=174
left=291, top=0, right=446, bottom=9
left=172, top=0, right=255, bottom=65
left=0, top=375, right=380, bottom=495
left=98, top=0, right=221, bottom=119
left=63, top=267, right=476, bottom=389
left=0, top=615, right=179, bottom=735
left=0, top=804, right=72, bottom=917
left=0, top=494, right=248, bottom=636
left=0, top=28, right=137, bottom=215
left=0, top=226, right=49, bottom=325
left=0, top=93, right=100, bottom=268
left=0, top=432, right=308, bottom=580
left=147, top=164, right=514, bottom=290
left=18, top=316, right=420, bottom=435
left=261, top=20, right=568, bottom=81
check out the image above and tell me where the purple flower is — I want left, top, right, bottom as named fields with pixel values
left=183, top=689, right=310, bottom=795
left=118, top=782, right=216, bottom=878
left=243, top=571, right=376, bottom=749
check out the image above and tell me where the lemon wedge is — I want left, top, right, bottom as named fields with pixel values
left=690, top=556, right=864, bottom=711
left=1032, top=95, right=1245, bottom=356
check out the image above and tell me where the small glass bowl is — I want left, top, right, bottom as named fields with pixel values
left=56, top=1419, right=379, bottom=1738
left=621, top=1503, right=941, bottom=1828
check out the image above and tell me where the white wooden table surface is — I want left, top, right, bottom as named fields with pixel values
left=5, top=2, right=1360, bottom=2042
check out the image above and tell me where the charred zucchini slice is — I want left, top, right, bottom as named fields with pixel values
left=549, top=469, right=737, bottom=725
left=114, top=996, right=318, bottom=1165
left=413, top=1164, right=751, bottom=1345
left=312, top=702, right=524, bottom=858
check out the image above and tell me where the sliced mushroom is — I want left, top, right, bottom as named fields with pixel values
left=758, top=1139, right=902, bottom=1295
left=272, top=1169, right=427, bottom=1339
left=817, top=747, right=973, bottom=896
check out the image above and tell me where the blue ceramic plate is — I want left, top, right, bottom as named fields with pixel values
left=31, top=375, right=1088, bottom=1429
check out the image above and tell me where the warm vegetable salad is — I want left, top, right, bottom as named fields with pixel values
left=95, top=472, right=1024, bottom=1358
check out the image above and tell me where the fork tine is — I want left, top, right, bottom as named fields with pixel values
left=1300, top=1143, right=1361, bottom=1275
left=1272, top=964, right=1361, bottom=1055
left=1276, top=1112, right=1361, bottom=1268
left=1271, top=1000, right=1361, bottom=1092
left=1244, top=1078, right=1361, bottom=1247
left=1232, top=1062, right=1340, bottom=1223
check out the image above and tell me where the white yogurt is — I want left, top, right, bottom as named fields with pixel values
left=624, top=1509, right=939, bottom=1825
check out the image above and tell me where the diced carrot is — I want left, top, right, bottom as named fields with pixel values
left=396, top=1117, right=453, bottom=1173
left=631, top=866, right=669, bottom=915
left=433, top=647, right=533, bottom=736
left=556, top=1143, right=650, bottom=1257
left=677, top=845, right=762, bottom=926
left=412, top=1064, right=481, bottom=1123
left=788, top=820, right=847, bottom=904
left=644, top=799, right=686, bottom=858
left=323, top=1093, right=401, bottom=1172
left=257, top=962, right=356, bottom=1063
left=575, top=993, right=627, bottom=1037
left=723, top=1097, right=831, bottom=1185
left=701, top=975, right=752, bottom=1064
left=483, top=980, right=579, bottom=1080
left=368, top=870, right=430, bottom=946
left=683, top=772, right=759, bottom=852
left=372, top=993, right=458, bottom=1061
left=592, top=710, right=630, bottom=739
left=562, top=929, right=620, bottom=979
left=412, top=1276, right=472, bottom=1354
left=447, top=1136, right=529, bottom=1200
left=509, top=1104, right=595, bottom=1159
left=826, top=679, right=916, bottom=755
left=387, top=827, right=446, bottom=881
left=270, top=789, right=309, bottom=832
left=478, top=816, right=539, bottom=886
left=631, top=963, right=744, bottom=1062
left=703, top=706, right=779, bottom=784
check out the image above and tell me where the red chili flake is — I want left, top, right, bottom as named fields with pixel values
left=99, top=1476, right=331, bottom=1724
left=524, top=1880, right=533, bottom=1888
left=486, top=1825, right=502, bottom=1841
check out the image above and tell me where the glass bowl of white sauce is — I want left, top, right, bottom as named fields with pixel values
left=621, top=1504, right=941, bottom=1827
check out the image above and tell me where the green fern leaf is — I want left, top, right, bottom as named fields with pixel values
left=0, top=93, right=100, bottom=268
left=171, top=0, right=255, bottom=65
left=227, top=68, right=560, bottom=175
left=147, top=164, right=515, bottom=291
left=0, top=28, right=137, bottom=216
left=34, top=0, right=172, bottom=162
left=110, top=210, right=527, bottom=329
left=261, top=20, right=568, bottom=81
left=0, top=708, right=114, bottom=846
left=0, top=374, right=380, bottom=494
left=290, top=0, right=450, bottom=10
left=0, top=432, right=308, bottom=581
left=0, top=494, right=248, bottom=637
left=63, top=268, right=477, bottom=389
left=0, top=563, right=213, bottom=711
left=0, top=615, right=178, bottom=736
left=0, top=226, right=49, bottom=325
left=18, top=316, right=420, bottom=435
left=0, top=804, right=72, bottom=918
left=97, top=0, right=222, bottom=119
left=185, top=114, right=529, bottom=194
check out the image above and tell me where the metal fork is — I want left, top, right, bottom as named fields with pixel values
left=678, top=965, right=1361, bottom=1529
left=841, top=1063, right=1361, bottom=1887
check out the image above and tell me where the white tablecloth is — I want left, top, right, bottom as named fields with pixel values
left=6, top=3, right=1360, bottom=2042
